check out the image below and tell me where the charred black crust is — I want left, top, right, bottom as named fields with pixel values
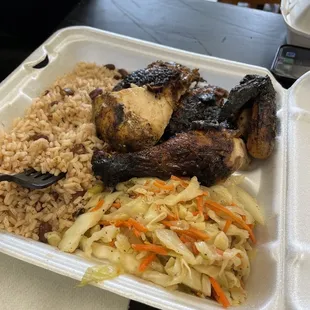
left=113, top=103, right=125, bottom=127
left=219, top=74, right=275, bottom=120
left=112, top=67, right=180, bottom=92
left=166, top=86, right=232, bottom=136
left=112, top=61, right=200, bottom=96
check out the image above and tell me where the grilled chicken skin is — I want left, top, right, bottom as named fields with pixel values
left=166, top=85, right=230, bottom=136
left=91, top=61, right=200, bottom=152
left=113, top=61, right=200, bottom=107
left=92, top=130, right=250, bottom=187
left=220, top=75, right=276, bottom=159
left=246, top=86, right=276, bottom=159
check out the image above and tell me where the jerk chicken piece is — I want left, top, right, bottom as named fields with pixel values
left=166, top=85, right=230, bottom=136
left=92, top=130, right=250, bottom=187
left=92, top=88, right=174, bottom=152
left=91, top=61, right=200, bottom=152
left=112, top=61, right=200, bottom=104
left=167, top=75, right=276, bottom=160
left=220, top=75, right=276, bottom=159
left=246, top=87, right=276, bottom=159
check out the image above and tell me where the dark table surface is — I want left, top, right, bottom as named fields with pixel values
left=1, top=1, right=286, bottom=309
left=62, top=0, right=287, bottom=69
left=0, top=0, right=287, bottom=83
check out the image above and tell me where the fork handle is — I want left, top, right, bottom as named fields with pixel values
left=0, top=173, right=14, bottom=182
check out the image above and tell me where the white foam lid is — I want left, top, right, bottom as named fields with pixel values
left=281, top=0, right=310, bottom=35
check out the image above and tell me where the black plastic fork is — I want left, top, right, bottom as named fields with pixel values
left=0, top=169, right=66, bottom=189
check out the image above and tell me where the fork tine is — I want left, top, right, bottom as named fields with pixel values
left=41, top=174, right=54, bottom=181
left=30, top=171, right=40, bottom=177
left=24, top=168, right=36, bottom=176
left=7, top=169, right=66, bottom=190
left=33, top=172, right=44, bottom=178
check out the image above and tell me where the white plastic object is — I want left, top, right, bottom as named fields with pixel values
left=0, top=26, right=308, bottom=310
left=281, top=0, right=310, bottom=48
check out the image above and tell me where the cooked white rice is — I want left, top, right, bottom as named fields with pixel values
left=0, top=62, right=120, bottom=241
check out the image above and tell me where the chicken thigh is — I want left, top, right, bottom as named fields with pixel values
left=91, top=61, right=200, bottom=152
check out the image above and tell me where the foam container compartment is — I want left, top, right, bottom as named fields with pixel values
left=0, top=26, right=308, bottom=309
left=281, top=0, right=310, bottom=48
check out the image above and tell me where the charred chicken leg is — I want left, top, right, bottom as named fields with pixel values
left=92, top=130, right=250, bottom=187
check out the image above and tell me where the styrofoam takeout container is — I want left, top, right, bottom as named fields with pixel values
left=0, top=26, right=309, bottom=309
left=281, top=0, right=310, bottom=48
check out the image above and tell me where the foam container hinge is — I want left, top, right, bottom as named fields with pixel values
left=0, top=26, right=306, bottom=309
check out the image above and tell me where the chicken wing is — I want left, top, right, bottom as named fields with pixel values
left=220, top=75, right=276, bottom=159
left=246, top=88, right=276, bottom=159
left=92, top=130, right=250, bottom=187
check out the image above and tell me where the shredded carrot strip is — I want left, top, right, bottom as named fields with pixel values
left=161, top=221, right=174, bottom=227
left=170, top=175, right=182, bottom=181
left=139, top=253, right=156, bottom=272
left=187, top=227, right=209, bottom=241
left=196, top=196, right=204, bottom=214
left=192, top=211, right=200, bottom=216
left=128, top=218, right=148, bottom=232
left=99, top=220, right=111, bottom=226
left=161, top=221, right=209, bottom=240
left=231, top=202, right=237, bottom=206
left=112, top=219, right=148, bottom=233
left=179, top=229, right=208, bottom=241
left=90, top=200, right=104, bottom=212
left=248, top=224, right=254, bottom=230
left=180, top=234, right=195, bottom=243
left=166, top=214, right=178, bottom=221
left=153, top=181, right=174, bottom=191
left=133, top=228, right=141, bottom=238
left=241, top=215, right=246, bottom=221
left=170, top=175, right=189, bottom=188
left=204, top=213, right=209, bottom=221
left=114, top=220, right=131, bottom=228
left=109, top=240, right=115, bottom=248
left=237, top=253, right=242, bottom=259
left=112, top=202, right=121, bottom=209
left=223, top=220, right=232, bottom=233
left=176, top=230, right=199, bottom=240
left=202, top=191, right=209, bottom=196
left=155, top=179, right=166, bottom=185
left=205, top=200, right=256, bottom=244
left=132, top=244, right=168, bottom=255
left=210, top=277, right=231, bottom=308
left=192, top=243, right=199, bottom=255
left=180, top=235, right=190, bottom=243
